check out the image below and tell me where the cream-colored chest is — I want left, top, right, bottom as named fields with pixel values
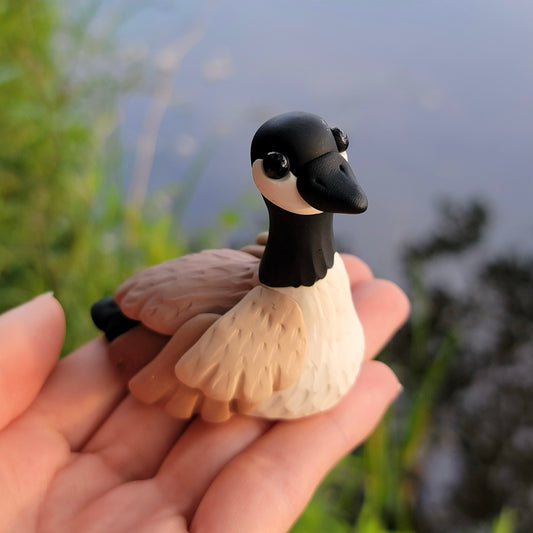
left=252, top=253, right=365, bottom=419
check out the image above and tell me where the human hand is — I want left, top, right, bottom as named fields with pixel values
left=0, top=255, right=409, bottom=533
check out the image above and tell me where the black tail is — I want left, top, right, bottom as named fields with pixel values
left=90, top=297, right=140, bottom=341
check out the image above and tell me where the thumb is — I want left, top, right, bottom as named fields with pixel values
left=0, top=293, right=65, bottom=429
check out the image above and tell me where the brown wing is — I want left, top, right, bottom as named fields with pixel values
left=174, top=285, right=307, bottom=406
left=114, top=249, right=260, bottom=335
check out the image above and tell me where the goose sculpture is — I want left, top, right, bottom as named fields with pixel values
left=91, top=111, right=368, bottom=422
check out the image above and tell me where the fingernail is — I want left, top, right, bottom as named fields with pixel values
left=33, top=291, right=55, bottom=300
left=393, top=381, right=404, bottom=400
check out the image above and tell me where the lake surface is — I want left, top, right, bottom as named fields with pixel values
left=116, top=0, right=533, bottom=284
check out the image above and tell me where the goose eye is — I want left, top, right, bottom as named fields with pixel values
left=332, top=127, right=349, bottom=152
left=263, top=152, right=290, bottom=180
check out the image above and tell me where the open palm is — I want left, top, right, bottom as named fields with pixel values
left=0, top=255, right=408, bottom=533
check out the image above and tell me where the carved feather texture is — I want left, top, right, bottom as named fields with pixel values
left=109, top=247, right=363, bottom=421
left=175, top=285, right=307, bottom=405
left=114, top=249, right=260, bottom=335
left=251, top=253, right=365, bottom=418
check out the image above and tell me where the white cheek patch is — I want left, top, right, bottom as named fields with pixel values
left=340, top=151, right=348, bottom=162
left=252, top=159, right=322, bottom=215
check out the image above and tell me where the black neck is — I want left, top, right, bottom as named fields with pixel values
left=259, top=199, right=336, bottom=287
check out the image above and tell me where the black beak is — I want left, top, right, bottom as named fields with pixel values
left=296, top=152, right=368, bottom=214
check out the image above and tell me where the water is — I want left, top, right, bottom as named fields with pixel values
left=116, top=0, right=533, bottom=284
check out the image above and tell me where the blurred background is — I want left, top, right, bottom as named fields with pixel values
left=1, top=1, right=532, bottom=531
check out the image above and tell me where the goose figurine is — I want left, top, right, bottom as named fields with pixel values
left=91, top=111, right=368, bottom=422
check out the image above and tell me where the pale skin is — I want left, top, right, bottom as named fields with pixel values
left=0, top=255, right=409, bottom=533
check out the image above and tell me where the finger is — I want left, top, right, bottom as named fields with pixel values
left=35, top=395, right=187, bottom=531
left=0, top=293, right=64, bottom=430
left=156, top=415, right=272, bottom=523
left=192, top=360, right=401, bottom=533
left=30, top=337, right=126, bottom=449
left=83, top=395, right=188, bottom=481
left=352, top=278, right=410, bottom=360
left=33, top=325, right=169, bottom=450
left=239, top=244, right=265, bottom=259
left=340, top=253, right=374, bottom=289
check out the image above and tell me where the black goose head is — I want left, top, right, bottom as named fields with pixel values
left=250, top=111, right=368, bottom=215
